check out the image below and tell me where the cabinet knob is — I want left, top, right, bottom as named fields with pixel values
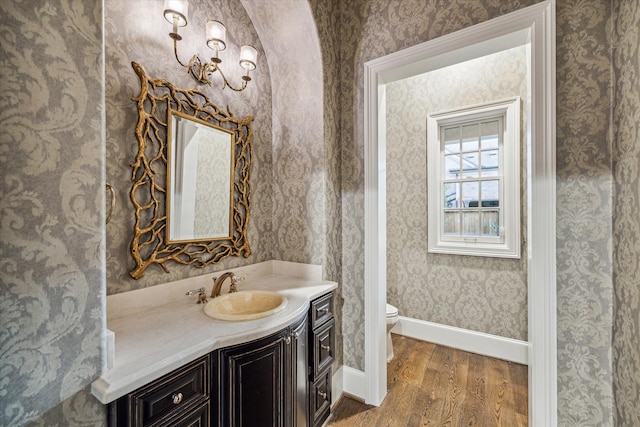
left=172, top=392, right=183, bottom=405
left=285, top=336, right=291, bottom=345
left=318, top=307, right=329, bottom=315
left=319, top=390, right=328, bottom=400
left=321, top=344, right=331, bottom=352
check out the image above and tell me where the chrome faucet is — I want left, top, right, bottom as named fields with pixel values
left=211, top=272, right=241, bottom=297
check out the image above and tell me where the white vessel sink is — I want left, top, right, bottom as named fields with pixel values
left=204, top=290, right=288, bottom=321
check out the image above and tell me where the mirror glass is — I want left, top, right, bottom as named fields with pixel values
left=167, top=110, right=234, bottom=242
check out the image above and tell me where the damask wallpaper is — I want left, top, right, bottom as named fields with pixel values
left=0, top=1, right=106, bottom=426
left=612, top=0, right=640, bottom=425
left=105, top=0, right=273, bottom=294
left=307, top=0, right=345, bottom=366
left=555, top=1, right=614, bottom=424
left=386, top=47, right=528, bottom=341
left=192, top=137, right=231, bottom=238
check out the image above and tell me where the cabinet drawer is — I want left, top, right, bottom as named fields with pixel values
left=159, top=401, right=209, bottom=427
left=310, top=293, right=333, bottom=328
left=312, top=318, right=335, bottom=378
left=130, top=355, right=209, bottom=426
left=310, top=368, right=332, bottom=427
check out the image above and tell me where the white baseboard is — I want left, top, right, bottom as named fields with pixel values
left=331, top=365, right=344, bottom=407
left=341, top=365, right=367, bottom=401
left=392, top=316, right=529, bottom=365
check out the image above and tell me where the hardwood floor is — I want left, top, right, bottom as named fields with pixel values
left=327, top=334, right=528, bottom=427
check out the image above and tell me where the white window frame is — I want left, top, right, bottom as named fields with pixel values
left=427, top=97, right=521, bottom=258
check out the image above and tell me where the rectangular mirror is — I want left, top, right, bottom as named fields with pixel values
left=129, top=62, right=253, bottom=279
left=167, top=110, right=234, bottom=242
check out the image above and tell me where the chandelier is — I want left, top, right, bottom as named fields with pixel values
left=163, top=0, right=258, bottom=91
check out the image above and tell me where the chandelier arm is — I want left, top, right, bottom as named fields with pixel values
left=212, top=66, right=248, bottom=92
left=173, top=38, right=189, bottom=68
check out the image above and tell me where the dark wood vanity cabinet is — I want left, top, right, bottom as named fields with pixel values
left=109, top=355, right=210, bottom=427
left=109, top=291, right=334, bottom=427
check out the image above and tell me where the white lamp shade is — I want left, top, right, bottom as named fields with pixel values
left=206, top=20, right=227, bottom=51
left=163, top=0, right=188, bottom=26
left=239, top=45, right=258, bottom=71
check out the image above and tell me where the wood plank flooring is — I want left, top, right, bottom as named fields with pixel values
left=327, top=334, right=528, bottom=427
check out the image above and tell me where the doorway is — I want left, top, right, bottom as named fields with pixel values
left=363, top=1, right=557, bottom=425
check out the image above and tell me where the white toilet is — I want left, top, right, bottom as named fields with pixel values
left=386, top=303, right=399, bottom=362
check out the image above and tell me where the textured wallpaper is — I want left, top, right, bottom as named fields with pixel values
left=192, top=136, right=231, bottom=239
left=555, top=2, right=614, bottom=425
left=104, top=0, right=273, bottom=293
left=612, top=0, right=640, bottom=425
left=239, top=0, right=325, bottom=268
left=386, top=47, right=528, bottom=341
left=0, top=0, right=106, bottom=426
left=308, top=0, right=345, bottom=366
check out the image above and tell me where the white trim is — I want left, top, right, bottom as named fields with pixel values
left=363, top=1, right=556, bottom=425
left=526, top=2, right=557, bottom=426
left=392, top=317, right=529, bottom=365
left=427, top=97, right=521, bottom=258
left=331, top=365, right=344, bottom=407
left=363, top=52, right=388, bottom=407
left=341, top=366, right=367, bottom=401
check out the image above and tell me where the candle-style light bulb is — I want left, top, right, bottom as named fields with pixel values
left=239, top=45, right=258, bottom=71
left=206, top=20, right=227, bottom=60
left=163, top=0, right=188, bottom=26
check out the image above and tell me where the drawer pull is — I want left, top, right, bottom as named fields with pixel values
left=321, top=344, right=331, bottom=352
left=172, top=392, right=183, bottom=405
left=318, top=308, right=330, bottom=315
left=318, top=390, right=328, bottom=400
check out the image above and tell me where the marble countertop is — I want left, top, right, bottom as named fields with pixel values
left=91, top=265, right=337, bottom=404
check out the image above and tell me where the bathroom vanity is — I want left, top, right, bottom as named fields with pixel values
left=104, top=61, right=338, bottom=426
left=92, top=262, right=336, bottom=427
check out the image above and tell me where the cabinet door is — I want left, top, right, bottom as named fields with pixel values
left=289, top=315, right=308, bottom=427
left=219, top=329, right=288, bottom=427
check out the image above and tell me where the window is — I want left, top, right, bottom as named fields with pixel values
left=427, top=98, right=520, bottom=258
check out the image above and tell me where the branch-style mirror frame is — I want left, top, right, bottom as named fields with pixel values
left=129, top=62, right=253, bottom=279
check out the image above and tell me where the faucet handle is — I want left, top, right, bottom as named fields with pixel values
left=229, top=276, right=245, bottom=293
left=186, top=287, right=208, bottom=304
